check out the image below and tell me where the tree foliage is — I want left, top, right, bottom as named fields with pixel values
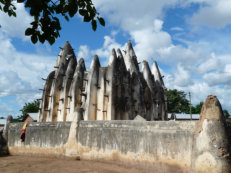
left=0, top=0, right=105, bottom=44
left=223, top=109, right=230, bottom=118
left=13, top=100, right=40, bottom=122
left=20, top=100, right=40, bottom=115
left=191, top=102, right=203, bottom=114
left=166, top=89, right=190, bottom=113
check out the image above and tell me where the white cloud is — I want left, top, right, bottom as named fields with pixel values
left=203, top=72, right=231, bottom=86
left=170, top=27, right=184, bottom=31
left=131, top=19, right=172, bottom=62
left=92, top=36, right=123, bottom=66
left=190, top=0, right=231, bottom=28
left=0, top=3, right=32, bottom=39
left=0, top=102, right=14, bottom=116
left=0, top=32, right=56, bottom=115
left=174, top=64, right=193, bottom=87
left=77, top=45, right=90, bottom=59
left=190, top=82, right=213, bottom=104
left=198, top=53, right=219, bottom=73
left=224, top=64, right=231, bottom=73
left=156, top=44, right=201, bottom=66
left=93, top=0, right=182, bottom=31
left=0, top=71, right=30, bottom=97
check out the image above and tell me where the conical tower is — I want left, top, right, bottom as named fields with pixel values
left=124, top=40, right=139, bottom=75
left=46, top=41, right=76, bottom=122
left=84, top=55, right=101, bottom=120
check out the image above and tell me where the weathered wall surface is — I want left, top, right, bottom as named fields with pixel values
left=8, top=122, right=71, bottom=156
left=77, top=121, right=196, bottom=172
left=7, top=120, right=196, bottom=172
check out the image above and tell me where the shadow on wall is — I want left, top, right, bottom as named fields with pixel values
left=0, top=115, right=13, bottom=156
left=0, top=129, right=8, bottom=156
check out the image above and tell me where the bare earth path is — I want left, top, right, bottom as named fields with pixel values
left=0, top=155, right=150, bottom=173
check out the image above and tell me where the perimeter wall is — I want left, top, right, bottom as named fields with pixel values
left=3, top=94, right=231, bottom=173
left=6, top=120, right=195, bottom=172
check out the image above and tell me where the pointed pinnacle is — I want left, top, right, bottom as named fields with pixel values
left=109, top=48, right=117, bottom=65
left=90, top=55, right=101, bottom=70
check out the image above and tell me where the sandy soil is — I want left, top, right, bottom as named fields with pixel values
left=0, top=155, right=150, bottom=173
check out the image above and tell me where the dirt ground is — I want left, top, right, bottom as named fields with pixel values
left=0, top=155, right=150, bottom=173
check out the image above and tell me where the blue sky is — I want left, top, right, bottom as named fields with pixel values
left=0, top=0, right=231, bottom=118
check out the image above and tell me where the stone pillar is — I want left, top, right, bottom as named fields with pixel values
left=152, top=61, right=167, bottom=120
left=142, top=61, right=155, bottom=120
left=96, top=67, right=107, bottom=120
left=106, top=49, right=117, bottom=120
left=65, top=108, right=83, bottom=157
left=57, top=57, right=77, bottom=121
left=192, top=95, right=231, bottom=173
left=84, top=55, right=100, bottom=120
left=115, top=49, right=130, bottom=120
left=38, top=71, right=55, bottom=122
left=67, top=58, right=86, bottom=121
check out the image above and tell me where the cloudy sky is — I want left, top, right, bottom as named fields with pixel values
left=0, top=0, right=231, bottom=118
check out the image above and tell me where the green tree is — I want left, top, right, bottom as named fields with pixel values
left=14, top=100, right=40, bottom=122
left=0, top=0, right=105, bottom=44
left=166, top=89, right=190, bottom=113
left=223, top=109, right=230, bottom=118
left=20, top=100, right=40, bottom=115
left=191, top=102, right=204, bottom=114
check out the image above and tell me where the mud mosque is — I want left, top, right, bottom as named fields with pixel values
left=38, top=40, right=167, bottom=122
